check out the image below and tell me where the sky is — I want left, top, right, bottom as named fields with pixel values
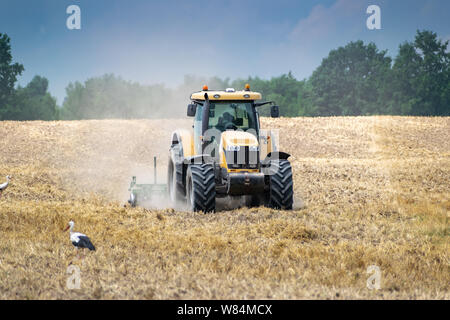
left=1, top=0, right=449, bottom=104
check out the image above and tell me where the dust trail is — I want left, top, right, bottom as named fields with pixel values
left=55, top=118, right=191, bottom=205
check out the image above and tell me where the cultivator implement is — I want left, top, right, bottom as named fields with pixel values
left=128, top=157, right=168, bottom=207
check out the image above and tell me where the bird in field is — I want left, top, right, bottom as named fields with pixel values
left=0, top=176, right=11, bottom=199
left=63, top=221, right=96, bottom=256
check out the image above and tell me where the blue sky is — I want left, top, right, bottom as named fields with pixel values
left=1, top=0, right=449, bottom=104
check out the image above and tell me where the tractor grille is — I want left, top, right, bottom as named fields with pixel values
left=226, top=146, right=259, bottom=170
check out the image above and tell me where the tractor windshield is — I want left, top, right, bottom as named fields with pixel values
left=196, top=102, right=258, bottom=133
left=193, top=101, right=259, bottom=155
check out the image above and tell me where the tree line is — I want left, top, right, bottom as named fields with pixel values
left=0, top=34, right=58, bottom=120
left=0, top=30, right=448, bottom=120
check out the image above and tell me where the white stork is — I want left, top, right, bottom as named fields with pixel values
left=63, top=221, right=96, bottom=254
left=0, top=176, right=11, bottom=199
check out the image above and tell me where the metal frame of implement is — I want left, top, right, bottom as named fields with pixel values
left=128, top=157, right=168, bottom=207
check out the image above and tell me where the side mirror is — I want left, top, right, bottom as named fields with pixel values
left=187, top=104, right=197, bottom=117
left=270, top=105, right=279, bottom=118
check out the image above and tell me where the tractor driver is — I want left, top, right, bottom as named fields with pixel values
left=217, top=111, right=237, bottom=131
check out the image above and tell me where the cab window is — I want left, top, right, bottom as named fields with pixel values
left=208, top=102, right=257, bottom=132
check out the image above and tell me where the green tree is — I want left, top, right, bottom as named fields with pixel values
left=231, top=73, right=307, bottom=117
left=2, top=76, right=58, bottom=120
left=298, top=81, right=316, bottom=116
left=391, top=30, right=450, bottom=116
left=309, top=40, right=392, bottom=116
left=0, top=33, right=24, bottom=119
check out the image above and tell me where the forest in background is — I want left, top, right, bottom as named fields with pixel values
left=0, top=29, right=449, bottom=120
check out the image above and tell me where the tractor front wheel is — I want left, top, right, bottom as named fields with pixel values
left=266, top=159, right=294, bottom=210
left=186, top=164, right=216, bottom=213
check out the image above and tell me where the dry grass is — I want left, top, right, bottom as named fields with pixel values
left=0, top=116, right=448, bottom=299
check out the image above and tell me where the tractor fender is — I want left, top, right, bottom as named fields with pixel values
left=261, top=151, right=291, bottom=177
left=169, top=129, right=195, bottom=197
left=183, top=154, right=214, bottom=165
left=262, top=151, right=291, bottom=164
left=170, top=129, right=194, bottom=164
left=259, top=129, right=279, bottom=161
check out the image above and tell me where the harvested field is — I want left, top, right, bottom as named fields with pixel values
left=0, top=116, right=449, bottom=299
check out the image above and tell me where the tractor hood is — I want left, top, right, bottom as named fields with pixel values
left=221, top=130, right=259, bottom=148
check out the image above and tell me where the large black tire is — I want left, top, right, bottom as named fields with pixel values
left=267, top=160, right=293, bottom=210
left=186, top=164, right=216, bottom=213
left=168, top=159, right=183, bottom=204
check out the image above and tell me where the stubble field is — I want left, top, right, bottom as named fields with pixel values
left=0, top=116, right=448, bottom=299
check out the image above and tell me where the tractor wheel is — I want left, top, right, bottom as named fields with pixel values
left=168, top=159, right=183, bottom=204
left=186, top=164, right=216, bottom=213
left=267, top=159, right=293, bottom=210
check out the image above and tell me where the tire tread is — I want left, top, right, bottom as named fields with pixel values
left=268, top=160, right=293, bottom=210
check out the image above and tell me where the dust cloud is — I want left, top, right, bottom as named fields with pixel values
left=55, top=119, right=191, bottom=209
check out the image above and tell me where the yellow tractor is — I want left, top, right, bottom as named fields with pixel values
left=167, top=84, right=293, bottom=212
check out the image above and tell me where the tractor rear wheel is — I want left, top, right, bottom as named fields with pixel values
left=186, top=164, right=216, bottom=213
left=168, top=159, right=183, bottom=205
left=267, top=159, right=293, bottom=210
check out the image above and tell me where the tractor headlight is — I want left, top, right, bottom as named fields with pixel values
left=226, top=145, right=240, bottom=152
left=249, top=146, right=259, bottom=152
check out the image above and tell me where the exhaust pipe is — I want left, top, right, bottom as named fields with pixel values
left=202, top=92, right=210, bottom=153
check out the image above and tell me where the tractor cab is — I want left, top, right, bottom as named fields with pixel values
left=188, top=85, right=279, bottom=162
left=196, top=101, right=259, bottom=133
left=192, top=101, right=259, bottom=156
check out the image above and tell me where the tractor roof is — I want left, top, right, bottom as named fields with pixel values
left=190, top=86, right=262, bottom=101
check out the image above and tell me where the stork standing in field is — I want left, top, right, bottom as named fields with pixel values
left=63, top=221, right=96, bottom=257
left=0, top=176, right=11, bottom=199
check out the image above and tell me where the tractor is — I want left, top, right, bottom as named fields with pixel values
left=167, top=84, right=293, bottom=212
